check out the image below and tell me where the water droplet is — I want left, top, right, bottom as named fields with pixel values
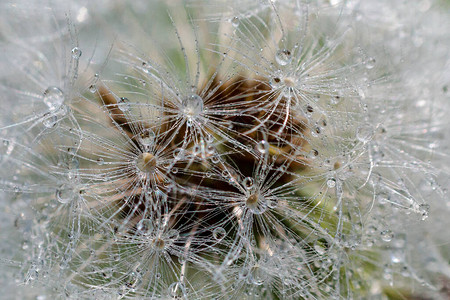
left=383, top=266, right=393, bottom=284
left=380, top=229, right=393, bottom=242
left=256, top=140, right=269, bottom=154
left=213, top=227, right=226, bottom=241
left=56, top=185, right=74, bottom=204
left=88, top=85, right=97, bottom=93
left=136, top=219, right=153, bottom=235
left=242, top=177, right=254, bottom=189
left=230, top=16, right=240, bottom=27
left=365, top=57, right=376, bottom=69
left=211, top=154, right=220, bottom=164
left=251, top=268, right=266, bottom=285
left=267, top=198, right=279, bottom=208
left=43, top=114, right=58, bottom=128
left=119, top=97, right=130, bottom=112
left=239, top=268, right=250, bottom=279
left=356, top=124, right=374, bottom=142
left=182, top=94, right=203, bottom=118
left=206, top=145, right=215, bottom=155
left=269, top=76, right=282, bottom=89
left=169, top=282, right=186, bottom=298
left=71, top=47, right=82, bottom=59
left=419, top=203, right=430, bottom=220
left=192, top=144, right=201, bottom=155
left=205, top=134, right=214, bottom=143
left=327, top=178, right=336, bottom=188
left=275, top=49, right=292, bottom=66
left=391, top=249, right=405, bottom=264
left=43, top=86, right=64, bottom=111
left=167, top=229, right=179, bottom=241
left=314, top=243, right=326, bottom=255
left=96, top=158, right=104, bottom=165
left=178, top=255, right=187, bottom=264
left=141, top=62, right=150, bottom=73
left=173, top=148, right=184, bottom=160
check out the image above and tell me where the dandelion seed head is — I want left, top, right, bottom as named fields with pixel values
left=1, top=0, right=449, bottom=299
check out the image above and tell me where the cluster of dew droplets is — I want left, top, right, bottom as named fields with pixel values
left=8, top=6, right=444, bottom=299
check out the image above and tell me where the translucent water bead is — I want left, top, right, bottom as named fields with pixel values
left=182, top=94, right=203, bottom=118
left=275, top=49, right=292, bottom=66
left=43, top=86, right=64, bottom=111
left=212, top=227, right=226, bottom=241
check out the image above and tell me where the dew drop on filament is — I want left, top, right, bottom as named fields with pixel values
left=119, top=97, right=130, bottom=112
left=182, top=94, right=203, bottom=118
left=365, top=57, right=376, bottom=69
left=230, top=16, right=240, bottom=27
left=71, top=47, right=82, bottom=59
left=327, top=178, right=336, bottom=188
left=275, top=49, right=292, bottom=66
left=43, top=87, right=64, bottom=111
left=43, top=114, right=58, bottom=128
left=243, top=177, right=255, bottom=189
left=356, top=124, right=374, bottom=142
left=256, top=140, right=269, bottom=154
left=169, top=282, right=186, bottom=298
left=212, top=227, right=226, bottom=241
left=56, top=185, right=74, bottom=204
left=380, top=229, right=393, bottom=242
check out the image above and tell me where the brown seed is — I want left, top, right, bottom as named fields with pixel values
left=246, top=194, right=259, bottom=207
left=153, top=238, right=165, bottom=250
left=137, top=152, right=157, bottom=173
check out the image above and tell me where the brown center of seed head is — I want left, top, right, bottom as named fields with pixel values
left=153, top=238, right=165, bottom=250
left=137, top=152, right=157, bottom=173
left=246, top=194, right=259, bottom=208
left=283, top=77, right=296, bottom=87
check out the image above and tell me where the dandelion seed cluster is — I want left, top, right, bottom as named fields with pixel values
left=1, top=0, right=449, bottom=299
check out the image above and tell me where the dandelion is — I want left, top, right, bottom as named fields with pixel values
left=1, top=0, right=450, bottom=299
